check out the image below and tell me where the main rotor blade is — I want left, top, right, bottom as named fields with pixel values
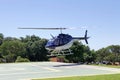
left=18, top=27, right=67, bottom=30
left=68, top=27, right=86, bottom=29
left=18, top=27, right=86, bottom=30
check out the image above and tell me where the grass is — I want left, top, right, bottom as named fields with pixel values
left=33, top=74, right=120, bottom=80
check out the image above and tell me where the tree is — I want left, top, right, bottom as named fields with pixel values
left=0, top=33, right=4, bottom=45
left=107, top=45, right=120, bottom=62
left=96, top=45, right=120, bottom=64
left=26, top=38, right=48, bottom=61
left=4, top=37, right=19, bottom=42
left=20, top=35, right=40, bottom=43
left=65, top=41, right=91, bottom=63
left=0, top=40, right=26, bottom=62
left=83, top=49, right=96, bottom=63
left=15, top=56, right=30, bottom=62
left=96, top=48, right=108, bottom=62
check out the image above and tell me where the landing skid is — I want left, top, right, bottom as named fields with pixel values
left=47, top=49, right=73, bottom=57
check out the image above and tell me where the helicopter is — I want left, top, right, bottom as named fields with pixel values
left=18, top=27, right=89, bottom=56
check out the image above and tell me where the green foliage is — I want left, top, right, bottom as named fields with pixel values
left=20, top=35, right=41, bottom=43
left=0, top=35, right=48, bottom=63
left=65, top=41, right=94, bottom=63
left=26, top=38, right=48, bottom=61
left=0, top=58, right=4, bottom=63
left=0, top=40, right=26, bottom=62
left=15, top=56, right=30, bottom=62
left=96, top=45, right=120, bottom=63
left=4, top=37, right=19, bottom=42
left=0, top=33, right=119, bottom=64
left=0, top=33, right=4, bottom=45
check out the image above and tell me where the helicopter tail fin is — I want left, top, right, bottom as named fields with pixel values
left=73, top=30, right=89, bottom=44
left=84, top=30, right=89, bottom=44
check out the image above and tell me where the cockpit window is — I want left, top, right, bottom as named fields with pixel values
left=46, top=40, right=53, bottom=47
left=46, top=34, right=72, bottom=47
left=53, top=34, right=72, bottom=46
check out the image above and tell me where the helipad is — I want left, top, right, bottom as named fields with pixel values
left=0, top=62, right=120, bottom=80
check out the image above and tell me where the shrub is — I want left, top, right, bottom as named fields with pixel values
left=15, top=56, right=30, bottom=62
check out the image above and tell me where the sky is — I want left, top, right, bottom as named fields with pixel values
left=0, top=0, right=120, bottom=50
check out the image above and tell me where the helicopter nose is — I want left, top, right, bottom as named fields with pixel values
left=45, top=40, right=55, bottom=50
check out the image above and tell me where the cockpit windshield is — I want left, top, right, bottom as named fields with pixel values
left=45, top=34, right=72, bottom=47
left=45, top=39, right=54, bottom=47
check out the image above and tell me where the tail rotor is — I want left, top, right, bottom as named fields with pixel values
left=85, top=30, right=89, bottom=44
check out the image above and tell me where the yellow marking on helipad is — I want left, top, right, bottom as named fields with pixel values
left=43, top=67, right=61, bottom=72
left=18, top=79, right=31, bottom=80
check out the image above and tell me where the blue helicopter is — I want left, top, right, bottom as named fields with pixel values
left=18, top=27, right=89, bottom=56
